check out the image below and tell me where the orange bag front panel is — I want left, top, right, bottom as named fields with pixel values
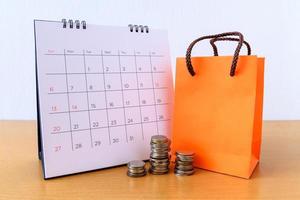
left=172, top=55, right=264, bottom=178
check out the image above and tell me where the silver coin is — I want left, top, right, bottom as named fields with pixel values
left=149, top=168, right=169, bottom=175
left=127, top=171, right=147, bottom=177
left=151, top=170, right=169, bottom=174
left=150, top=157, right=169, bottom=163
left=150, top=156, right=169, bottom=160
left=174, top=171, right=194, bottom=176
left=128, top=168, right=146, bottom=174
left=151, top=151, right=170, bottom=155
left=177, top=154, right=193, bottom=159
left=151, top=144, right=170, bottom=148
left=176, top=151, right=195, bottom=157
left=151, top=163, right=169, bottom=168
left=127, top=160, right=145, bottom=168
left=151, top=146, right=170, bottom=150
left=176, top=155, right=194, bottom=162
left=150, top=162, right=170, bottom=167
left=150, top=150, right=170, bottom=155
left=151, top=167, right=169, bottom=173
left=150, top=150, right=170, bottom=154
left=128, top=167, right=145, bottom=172
left=149, top=134, right=171, bottom=176
left=150, top=165, right=169, bottom=169
left=151, top=145, right=170, bottom=149
left=150, top=142, right=170, bottom=148
left=128, top=165, right=145, bottom=169
left=175, top=159, right=193, bottom=165
left=150, top=145, right=170, bottom=150
left=150, top=160, right=169, bottom=164
left=151, top=164, right=169, bottom=169
left=151, top=165, right=169, bottom=170
left=174, top=169, right=195, bottom=176
left=150, top=151, right=169, bottom=155
left=150, top=159, right=169, bottom=164
left=149, top=171, right=168, bottom=175
left=151, top=139, right=170, bottom=144
left=151, top=145, right=170, bottom=150
left=176, top=153, right=194, bottom=159
left=175, top=164, right=194, bottom=171
left=150, top=153, right=169, bottom=158
left=151, top=135, right=169, bottom=144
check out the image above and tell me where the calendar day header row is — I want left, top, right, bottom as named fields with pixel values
left=45, top=49, right=165, bottom=57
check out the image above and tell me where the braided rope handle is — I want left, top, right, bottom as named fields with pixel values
left=186, top=32, right=244, bottom=76
left=210, top=37, right=251, bottom=56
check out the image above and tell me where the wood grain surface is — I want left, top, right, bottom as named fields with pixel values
left=0, top=120, right=299, bottom=199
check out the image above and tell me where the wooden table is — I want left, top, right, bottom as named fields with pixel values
left=0, top=121, right=299, bottom=199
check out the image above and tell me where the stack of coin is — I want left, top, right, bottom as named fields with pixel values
left=149, top=135, right=171, bottom=175
left=127, top=160, right=147, bottom=177
left=174, top=151, right=195, bottom=176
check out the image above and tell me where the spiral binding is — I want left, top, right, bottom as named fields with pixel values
left=61, top=20, right=147, bottom=32
left=128, top=24, right=149, bottom=33
left=62, top=19, right=86, bottom=29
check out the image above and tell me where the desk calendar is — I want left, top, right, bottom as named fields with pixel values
left=34, top=19, right=173, bottom=179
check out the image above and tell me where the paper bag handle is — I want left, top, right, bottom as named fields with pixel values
left=186, top=32, right=244, bottom=77
left=210, top=37, right=251, bottom=56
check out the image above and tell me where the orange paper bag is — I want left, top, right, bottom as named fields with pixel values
left=172, top=32, right=264, bottom=178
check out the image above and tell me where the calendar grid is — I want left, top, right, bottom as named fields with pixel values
left=63, top=49, right=74, bottom=150
left=48, top=86, right=168, bottom=95
left=100, top=50, right=112, bottom=145
left=49, top=103, right=169, bottom=115
left=50, top=119, right=171, bottom=135
left=45, top=53, right=164, bottom=57
left=134, top=51, right=145, bottom=140
left=82, top=50, right=94, bottom=148
left=45, top=50, right=171, bottom=148
left=46, top=71, right=166, bottom=75
left=117, top=50, right=129, bottom=143
left=149, top=53, right=159, bottom=135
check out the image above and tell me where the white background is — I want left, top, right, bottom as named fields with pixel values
left=0, top=0, right=299, bottom=120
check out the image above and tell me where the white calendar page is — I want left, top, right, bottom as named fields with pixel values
left=34, top=20, right=173, bottom=179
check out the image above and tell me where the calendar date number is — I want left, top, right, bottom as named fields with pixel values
left=112, top=138, right=120, bottom=144
left=54, top=146, right=62, bottom=152
left=75, top=143, right=83, bottom=149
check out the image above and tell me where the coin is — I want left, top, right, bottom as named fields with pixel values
left=175, top=164, right=194, bottom=171
left=151, top=146, right=170, bottom=150
left=176, top=151, right=195, bottom=157
left=128, top=160, right=145, bottom=168
left=127, top=171, right=147, bottom=177
left=150, top=147, right=170, bottom=152
left=128, top=168, right=146, bottom=174
left=174, top=169, right=195, bottom=176
left=150, top=135, right=169, bottom=144
left=150, top=158, right=169, bottom=163
left=175, top=159, right=193, bottom=166
left=176, top=155, right=194, bottom=162
left=174, top=150, right=195, bottom=176
left=149, top=135, right=171, bottom=175
left=150, top=152, right=169, bottom=159
left=150, top=142, right=171, bottom=148
left=150, top=161, right=170, bottom=167
left=127, top=160, right=147, bottom=178
left=149, top=168, right=169, bottom=175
